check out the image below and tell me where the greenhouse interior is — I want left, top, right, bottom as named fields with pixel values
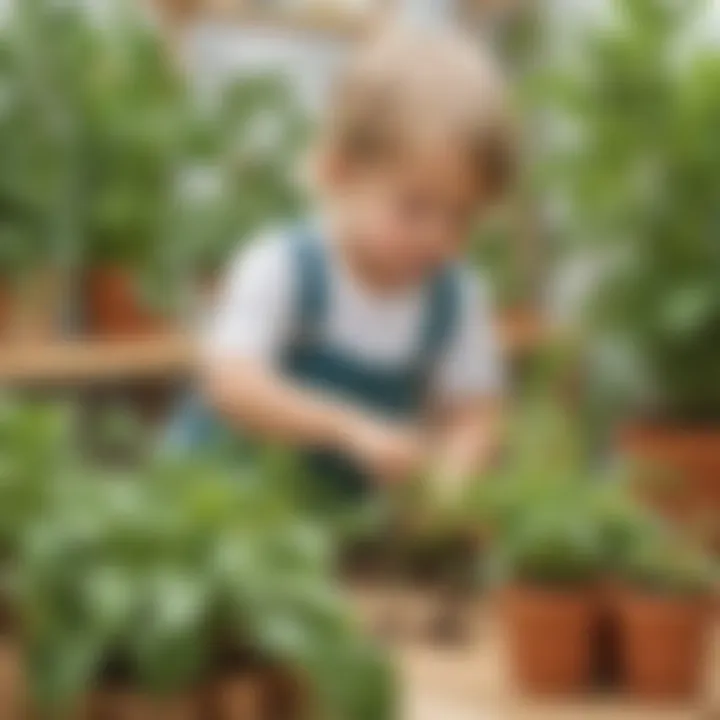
left=0, top=0, right=718, bottom=718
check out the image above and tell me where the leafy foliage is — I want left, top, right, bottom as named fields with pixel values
left=0, top=0, right=307, bottom=314
left=468, top=393, right=718, bottom=592
left=0, top=0, right=186, bottom=276
left=0, top=399, right=394, bottom=717
left=467, top=397, right=606, bottom=587
left=16, top=457, right=395, bottom=718
left=548, top=0, right=720, bottom=421
left=469, top=210, right=530, bottom=311
left=0, top=398, right=78, bottom=558
left=167, top=74, right=307, bottom=280
left=617, top=528, right=718, bottom=597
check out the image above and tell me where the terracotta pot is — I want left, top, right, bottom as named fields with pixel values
left=620, top=424, right=720, bottom=545
left=615, top=587, right=712, bottom=700
left=86, top=266, right=168, bottom=338
left=264, top=666, right=310, bottom=720
left=503, top=585, right=598, bottom=696
left=82, top=687, right=202, bottom=720
left=0, top=638, right=26, bottom=719
left=209, top=671, right=265, bottom=720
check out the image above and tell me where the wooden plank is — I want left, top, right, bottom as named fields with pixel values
left=0, top=313, right=552, bottom=386
left=0, top=335, right=195, bottom=386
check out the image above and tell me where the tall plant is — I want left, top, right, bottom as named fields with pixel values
left=549, top=0, right=720, bottom=422
left=6, top=0, right=191, bottom=270
left=0, top=11, right=70, bottom=284
left=1, top=0, right=307, bottom=313
left=16, top=454, right=394, bottom=718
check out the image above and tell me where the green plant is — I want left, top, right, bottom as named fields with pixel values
left=483, top=483, right=607, bottom=588
left=167, top=74, right=307, bottom=282
left=469, top=210, right=529, bottom=311
left=0, top=398, right=78, bottom=558
left=18, top=455, right=395, bottom=718
left=1, top=0, right=307, bottom=318
left=0, top=0, right=193, bottom=320
left=618, top=531, right=718, bottom=597
left=0, top=17, right=68, bottom=282
left=548, top=0, right=720, bottom=422
left=469, top=395, right=639, bottom=588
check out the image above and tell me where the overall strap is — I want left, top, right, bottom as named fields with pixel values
left=418, top=265, right=462, bottom=374
left=287, top=225, right=330, bottom=342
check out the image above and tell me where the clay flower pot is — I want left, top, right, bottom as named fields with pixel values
left=0, top=638, right=26, bottom=719
left=264, top=665, right=309, bottom=720
left=209, top=670, right=265, bottom=720
left=86, top=265, right=168, bottom=338
left=616, top=588, right=712, bottom=700
left=82, top=687, right=202, bottom=720
left=620, top=424, right=720, bottom=545
left=503, top=585, right=598, bottom=696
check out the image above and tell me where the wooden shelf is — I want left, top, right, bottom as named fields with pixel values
left=0, top=335, right=195, bottom=387
left=0, top=314, right=552, bottom=387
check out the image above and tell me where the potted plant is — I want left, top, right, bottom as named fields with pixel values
left=17, top=454, right=396, bottom=720
left=490, top=490, right=604, bottom=696
left=77, top=4, right=192, bottom=337
left=548, top=0, right=720, bottom=536
left=614, top=532, right=717, bottom=700
left=4, top=0, right=202, bottom=339
left=471, top=395, right=609, bottom=696
left=79, top=20, right=307, bottom=334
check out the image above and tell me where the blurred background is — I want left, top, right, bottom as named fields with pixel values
left=0, top=1, right=718, bottom=718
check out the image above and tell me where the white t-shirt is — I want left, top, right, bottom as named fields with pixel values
left=205, top=231, right=504, bottom=404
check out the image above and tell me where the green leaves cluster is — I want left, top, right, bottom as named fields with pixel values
left=0, top=0, right=185, bottom=275
left=547, top=0, right=720, bottom=421
left=0, top=0, right=307, bottom=303
left=468, top=397, right=717, bottom=593
left=167, top=74, right=307, bottom=280
left=0, top=400, right=394, bottom=718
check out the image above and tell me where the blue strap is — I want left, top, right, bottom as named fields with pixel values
left=287, top=227, right=329, bottom=341
left=419, top=266, right=462, bottom=372
left=287, top=223, right=461, bottom=372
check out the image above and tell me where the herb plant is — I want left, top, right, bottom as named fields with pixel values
left=549, top=0, right=720, bottom=422
left=618, top=532, right=718, bottom=598
left=16, top=454, right=395, bottom=718
left=1, top=0, right=307, bottom=316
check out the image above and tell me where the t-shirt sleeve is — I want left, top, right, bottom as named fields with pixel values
left=432, top=272, right=505, bottom=403
left=203, top=232, right=295, bottom=365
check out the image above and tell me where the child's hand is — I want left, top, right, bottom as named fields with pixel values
left=342, top=418, right=426, bottom=485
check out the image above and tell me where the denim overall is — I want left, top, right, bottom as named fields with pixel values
left=164, top=227, right=460, bottom=502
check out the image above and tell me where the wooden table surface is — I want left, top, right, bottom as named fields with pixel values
left=352, top=589, right=720, bottom=720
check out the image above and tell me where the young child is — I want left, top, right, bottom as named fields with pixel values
left=174, top=28, right=514, bottom=501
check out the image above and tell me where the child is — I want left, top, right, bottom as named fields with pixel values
left=174, top=28, right=514, bottom=501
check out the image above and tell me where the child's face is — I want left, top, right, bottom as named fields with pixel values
left=332, top=147, right=481, bottom=285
